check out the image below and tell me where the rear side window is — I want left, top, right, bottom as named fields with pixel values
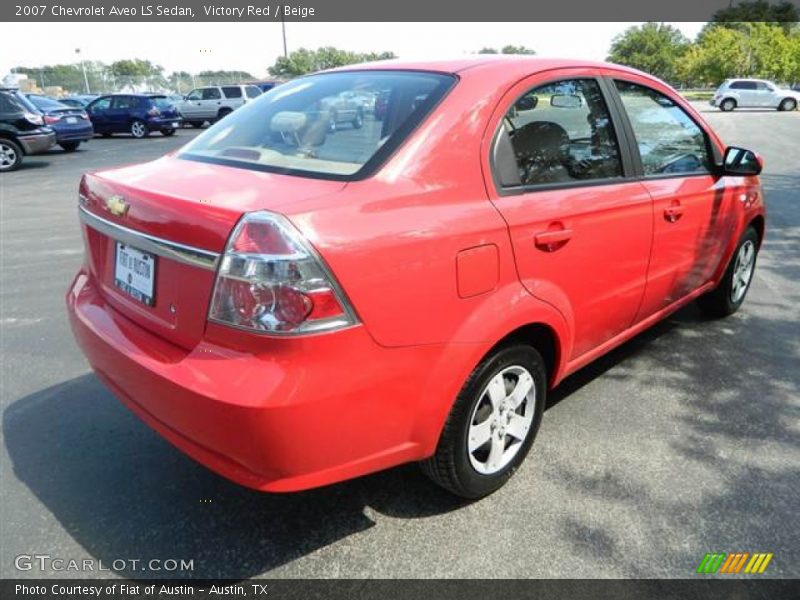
left=0, top=93, right=23, bottom=112
left=615, top=81, right=711, bottom=176
left=150, top=96, right=174, bottom=109
left=222, top=86, right=242, bottom=99
left=179, top=70, right=455, bottom=180
left=111, top=96, right=135, bottom=109
left=202, top=88, right=222, bottom=100
left=730, top=81, right=756, bottom=90
left=499, top=78, right=623, bottom=187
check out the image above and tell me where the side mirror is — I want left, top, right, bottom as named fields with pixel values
left=722, top=146, right=763, bottom=176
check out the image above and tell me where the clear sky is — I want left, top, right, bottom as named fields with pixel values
left=1, top=22, right=705, bottom=78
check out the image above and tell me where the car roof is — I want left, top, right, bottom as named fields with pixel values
left=325, top=56, right=662, bottom=88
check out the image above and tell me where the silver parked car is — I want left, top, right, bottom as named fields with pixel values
left=711, top=78, right=800, bottom=112
left=177, top=84, right=262, bottom=127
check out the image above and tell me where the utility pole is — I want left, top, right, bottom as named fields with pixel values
left=76, top=48, right=91, bottom=94
left=281, top=11, right=288, bottom=57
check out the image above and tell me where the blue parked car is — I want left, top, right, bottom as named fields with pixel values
left=85, top=94, right=182, bottom=138
left=23, top=94, right=94, bottom=152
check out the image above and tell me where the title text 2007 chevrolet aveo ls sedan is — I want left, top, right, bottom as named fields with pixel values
left=67, top=58, right=766, bottom=498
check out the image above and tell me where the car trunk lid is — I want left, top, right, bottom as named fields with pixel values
left=79, top=156, right=346, bottom=349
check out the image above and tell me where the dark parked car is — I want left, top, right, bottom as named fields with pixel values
left=25, top=94, right=94, bottom=152
left=252, top=80, right=282, bottom=93
left=86, top=94, right=182, bottom=138
left=0, top=89, right=56, bottom=172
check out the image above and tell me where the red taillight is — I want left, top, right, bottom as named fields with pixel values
left=209, top=211, right=357, bottom=334
left=44, top=115, right=60, bottom=125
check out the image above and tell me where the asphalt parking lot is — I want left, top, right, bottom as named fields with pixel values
left=1, top=105, right=798, bottom=579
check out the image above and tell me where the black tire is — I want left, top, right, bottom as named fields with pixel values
left=352, top=109, right=364, bottom=129
left=101, top=132, right=112, bottom=138
left=720, top=98, right=736, bottom=112
left=130, top=119, right=149, bottom=139
left=697, top=227, right=759, bottom=318
left=328, top=111, right=338, bottom=133
left=217, top=108, right=232, bottom=120
left=189, top=121, right=205, bottom=128
left=778, top=98, right=797, bottom=112
left=0, top=138, right=23, bottom=172
left=161, top=129, right=176, bottom=137
left=420, top=344, right=547, bottom=499
left=59, top=141, right=80, bottom=152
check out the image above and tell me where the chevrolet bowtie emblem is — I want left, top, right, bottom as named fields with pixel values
left=105, top=195, right=130, bottom=217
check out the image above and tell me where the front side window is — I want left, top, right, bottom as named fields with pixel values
left=201, top=88, right=222, bottom=100
left=185, top=90, right=202, bottom=101
left=615, top=81, right=711, bottom=176
left=246, top=86, right=262, bottom=99
left=501, top=78, right=622, bottom=186
left=89, top=97, right=111, bottom=111
left=179, top=70, right=455, bottom=179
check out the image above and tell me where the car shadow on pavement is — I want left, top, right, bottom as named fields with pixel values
left=3, top=374, right=467, bottom=580
left=543, top=303, right=800, bottom=577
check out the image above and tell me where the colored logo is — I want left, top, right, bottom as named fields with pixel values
left=105, top=195, right=130, bottom=217
left=696, top=552, right=773, bottom=574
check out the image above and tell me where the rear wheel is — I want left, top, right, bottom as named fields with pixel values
left=720, top=98, right=736, bottom=112
left=421, top=344, right=546, bottom=499
left=161, top=129, right=176, bottom=137
left=217, top=108, right=232, bottom=120
left=697, top=227, right=759, bottom=318
left=59, top=141, right=80, bottom=152
left=130, top=120, right=149, bottom=139
left=189, top=121, right=205, bottom=128
left=352, top=109, right=364, bottom=129
left=778, top=98, right=797, bottom=112
left=0, top=138, right=23, bottom=172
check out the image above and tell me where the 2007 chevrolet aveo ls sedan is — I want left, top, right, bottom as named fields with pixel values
left=67, top=58, right=765, bottom=498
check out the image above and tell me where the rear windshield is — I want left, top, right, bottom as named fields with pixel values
left=178, top=70, right=456, bottom=180
left=149, top=96, right=174, bottom=109
left=28, top=95, right=68, bottom=111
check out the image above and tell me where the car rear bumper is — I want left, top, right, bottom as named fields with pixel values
left=18, top=130, right=56, bottom=154
left=54, top=124, right=94, bottom=143
left=147, top=117, right=182, bottom=130
left=66, top=267, right=463, bottom=492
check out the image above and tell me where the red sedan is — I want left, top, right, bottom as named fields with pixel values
left=67, top=58, right=765, bottom=498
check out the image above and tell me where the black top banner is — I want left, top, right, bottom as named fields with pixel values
left=3, top=0, right=800, bottom=21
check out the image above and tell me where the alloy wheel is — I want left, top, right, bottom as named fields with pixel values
left=731, top=240, right=756, bottom=303
left=467, top=365, right=536, bottom=475
left=131, top=121, right=146, bottom=138
left=0, top=142, right=18, bottom=170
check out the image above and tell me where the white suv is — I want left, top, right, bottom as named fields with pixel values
left=711, top=79, right=800, bottom=112
left=178, top=84, right=262, bottom=127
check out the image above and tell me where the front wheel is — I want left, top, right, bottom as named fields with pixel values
left=130, top=120, right=149, bottom=139
left=59, top=141, right=80, bottom=152
left=161, top=129, right=176, bottom=137
left=420, top=344, right=546, bottom=499
left=189, top=121, right=205, bottom=128
left=0, top=138, right=23, bottom=172
left=697, top=227, right=759, bottom=318
left=720, top=98, right=736, bottom=112
left=352, top=109, right=364, bottom=129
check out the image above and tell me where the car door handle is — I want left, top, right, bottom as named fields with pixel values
left=663, top=205, right=684, bottom=223
left=534, top=228, right=573, bottom=251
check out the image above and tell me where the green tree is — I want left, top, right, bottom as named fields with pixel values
left=109, top=59, right=162, bottom=78
left=267, top=47, right=396, bottom=78
left=478, top=45, right=536, bottom=55
left=607, top=22, right=690, bottom=82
